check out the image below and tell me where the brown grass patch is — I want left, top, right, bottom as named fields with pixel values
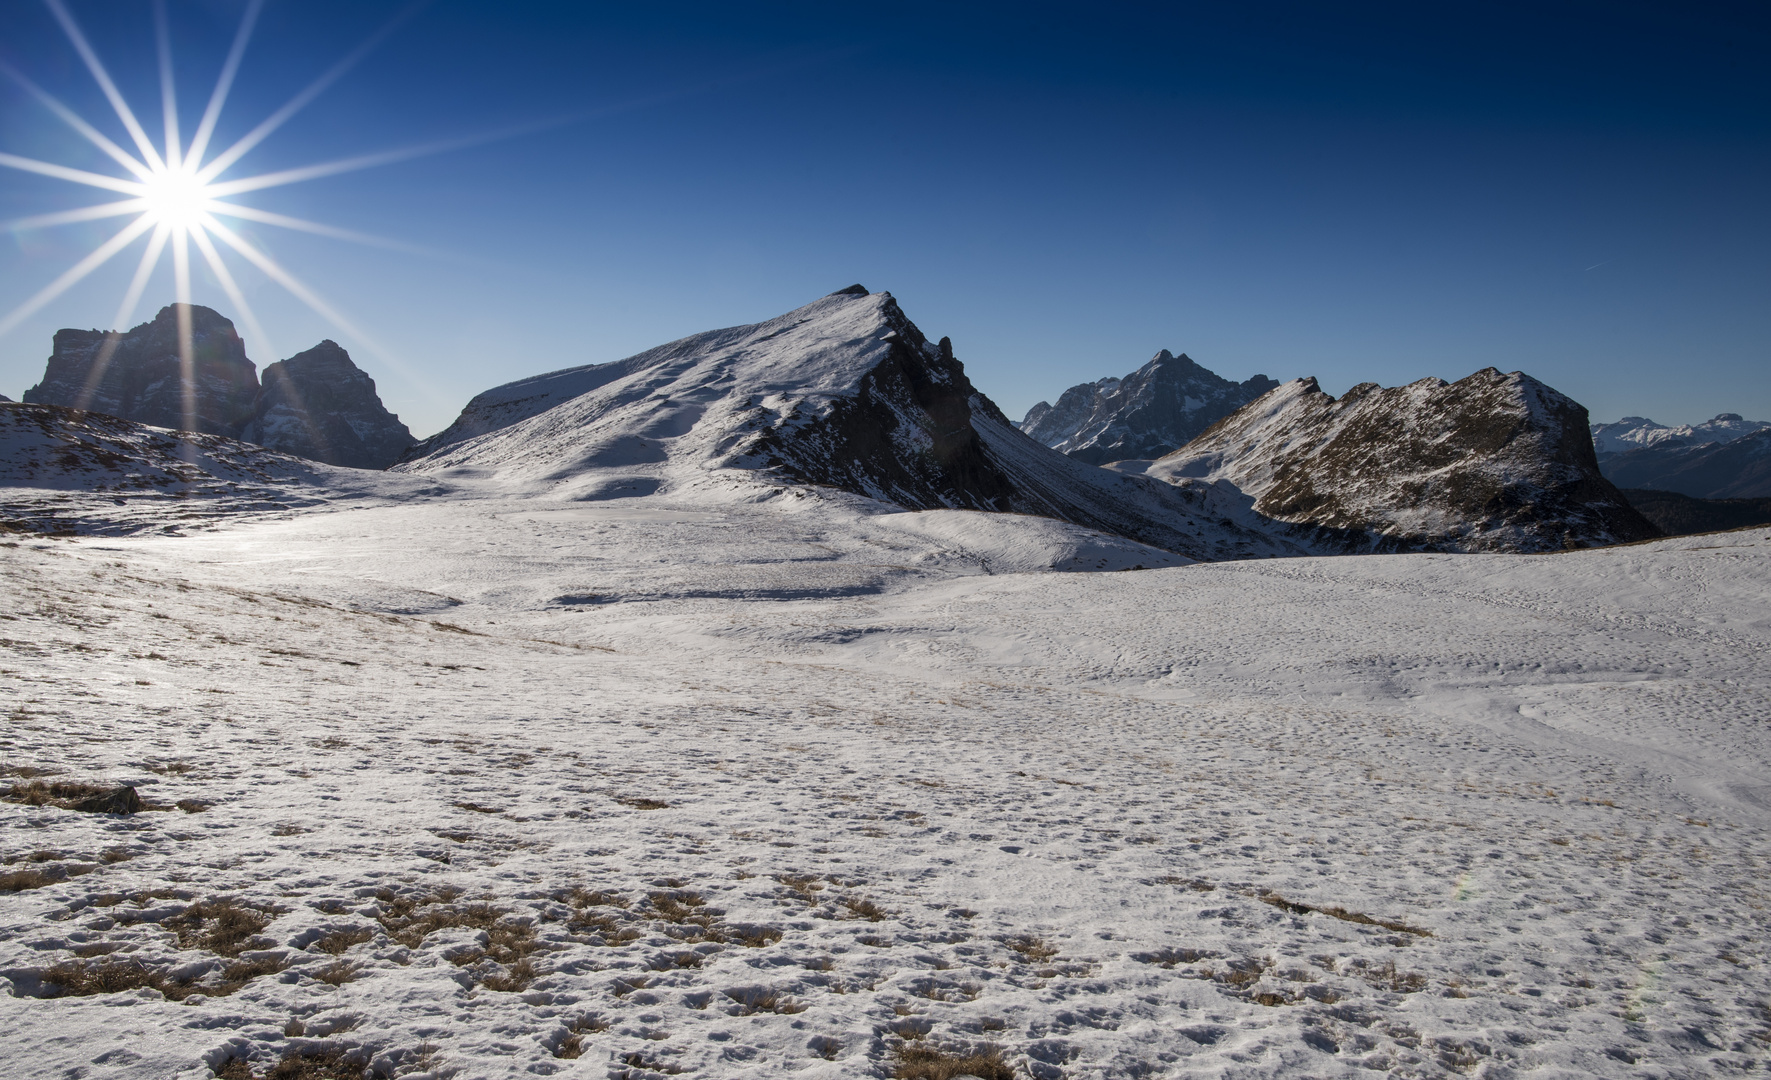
left=222, top=1048, right=362, bottom=1079
left=372, top=888, right=502, bottom=948
left=1133, top=947, right=1218, bottom=968
left=1005, top=935, right=1058, bottom=963
left=1347, top=958, right=1428, bottom=993
left=312, top=928, right=373, bottom=955
left=890, top=1043, right=1014, bottom=1080
left=615, top=1051, right=683, bottom=1075
left=1258, top=892, right=1432, bottom=937
left=176, top=799, right=212, bottom=813
left=453, top=801, right=503, bottom=814
left=165, top=899, right=280, bottom=957
left=480, top=957, right=538, bottom=992
left=777, top=873, right=824, bottom=902
left=311, top=959, right=359, bottom=986
left=4, top=780, right=143, bottom=814
left=43, top=953, right=286, bottom=999
left=1, top=866, right=65, bottom=892
left=726, top=986, right=806, bottom=1015
left=842, top=895, right=890, bottom=922
left=616, top=796, right=670, bottom=810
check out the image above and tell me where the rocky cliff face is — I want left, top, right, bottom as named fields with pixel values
left=22, top=306, right=410, bottom=470
left=24, top=305, right=259, bottom=436
left=242, top=341, right=413, bottom=469
left=1019, top=351, right=1278, bottom=464
left=1146, top=370, right=1659, bottom=552
left=1601, top=429, right=1771, bottom=499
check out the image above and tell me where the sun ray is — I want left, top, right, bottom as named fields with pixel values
left=189, top=228, right=339, bottom=462
left=197, top=0, right=429, bottom=184
left=206, top=201, right=438, bottom=255
left=0, top=61, right=154, bottom=181
left=0, top=151, right=146, bottom=196
left=199, top=214, right=387, bottom=355
left=171, top=226, right=197, bottom=436
left=0, top=212, right=155, bottom=339
left=75, top=221, right=171, bottom=412
left=187, top=225, right=274, bottom=361
left=4, top=198, right=150, bottom=231
left=42, top=0, right=167, bottom=172
left=153, top=0, right=182, bottom=171
left=185, top=0, right=264, bottom=170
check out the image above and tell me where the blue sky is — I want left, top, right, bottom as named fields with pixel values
left=2, top=0, right=1767, bottom=437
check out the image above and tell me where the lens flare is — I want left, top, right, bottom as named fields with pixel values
left=139, top=167, right=213, bottom=230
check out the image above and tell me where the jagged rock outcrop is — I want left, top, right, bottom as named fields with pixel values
left=22, top=305, right=410, bottom=470
left=24, top=304, right=259, bottom=435
left=1145, top=370, right=1659, bottom=552
left=1019, top=351, right=1278, bottom=464
left=1601, top=429, right=1771, bottom=499
left=1591, top=413, right=1770, bottom=456
left=241, top=341, right=413, bottom=469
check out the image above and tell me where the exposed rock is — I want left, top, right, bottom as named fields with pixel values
left=1600, top=429, right=1771, bottom=499
left=242, top=340, right=413, bottom=469
left=24, top=305, right=259, bottom=435
left=1147, top=370, right=1659, bottom=552
left=1019, top=351, right=1278, bottom=464
left=4, top=779, right=142, bottom=814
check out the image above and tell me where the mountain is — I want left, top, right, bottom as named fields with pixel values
left=1600, top=429, right=1771, bottom=499
left=396, top=287, right=1326, bottom=561
left=22, top=305, right=412, bottom=470
left=242, top=340, right=413, bottom=470
left=398, top=287, right=1646, bottom=557
left=1019, top=351, right=1278, bottom=464
left=1142, top=370, right=1658, bottom=552
left=23, top=304, right=259, bottom=436
left=1591, top=413, right=1771, bottom=456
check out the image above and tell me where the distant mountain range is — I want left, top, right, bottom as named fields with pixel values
left=1587, top=414, right=1771, bottom=499
left=20, top=305, right=413, bottom=470
left=1018, top=351, right=1277, bottom=464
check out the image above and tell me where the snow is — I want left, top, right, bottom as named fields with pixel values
left=3, top=474, right=1769, bottom=1078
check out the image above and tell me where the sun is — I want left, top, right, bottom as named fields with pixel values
left=0, top=0, right=436, bottom=433
left=140, top=167, right=214, bottom=230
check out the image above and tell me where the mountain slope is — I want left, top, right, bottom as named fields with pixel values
left=1601, top=429, right=1771, bottom=499
left=396, top=287, right=1310, bottom=561
left=1145, top=371, right=1658, bottom=552
left=1019, top=350, right=1278, bottom=464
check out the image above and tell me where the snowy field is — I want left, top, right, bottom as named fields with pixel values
left=2, top=483, right=1768, bottom=1078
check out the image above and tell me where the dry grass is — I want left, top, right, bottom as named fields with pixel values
left=1005, top=935, right=1059, bottom=963
left=4, top=779, right=143, bottom=814
left=616, top=795, right=671, bottom=810
left=890, top=1043, right=1014, bottom=1080
left=217, top=1048, right=362, bottom=1079
left=554, top=1013, right=608, bottom=1059
left=165, top=899, right=280, bottom=957
left=842, top=895, right=890, bottom=922
left=1258, top=892, right=1432, bottom=937
left=1133, top=946, right=1218, bottom=968
left=175, top=799, right=212, bottom=813
left=650, top=950, right=704, bottom=970
left=311, top=928, right=373, bottom=955
left=1347, top=957, right=1429, bottom=993
left=777, top=873, right=824, bottom=902
left=567, top=887, right=630, bottom=909
left=615, top=1051, right=683, bottom=1075
left=479, top=957, right=538, bottom=992
left=372, top=888, right=502, bottom=948
left=310, top=960, right=359, bottom=986
left=43, top=953, right=286, bottom=999
left=453, top=800, right=503, bottom=814
left=725, top=986, right=806, bottom=1015
left=1, top=866, right=65, bottom=892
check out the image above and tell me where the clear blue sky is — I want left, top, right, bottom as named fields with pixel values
left=3, top=1, right=1768, bottom=437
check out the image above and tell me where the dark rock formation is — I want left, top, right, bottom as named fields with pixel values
left=23, top=305, right=411, bottom=470
left=24, top=305, right=259, bottom=435
left=1600, top=429, right=1771, bottom=498
left=1020, top=351, right=1278, bottom=464
left=1621, top=488, right=1771, bottom=537
left=242, top=340, right=413, bottom=469
left=1148, top=370, right=1660, bottom=552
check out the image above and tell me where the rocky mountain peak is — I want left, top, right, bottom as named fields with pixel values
left=1147, top=367, right=1657, bottom=551
left=242, top=340, right=413, bottom=470
left=1019, top=349, right=1280, bottom=465
left=24, top=303, right=258, bottom=435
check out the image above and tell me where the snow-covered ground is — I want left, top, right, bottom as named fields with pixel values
left=2, top=482, right=1768, bottom=1078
